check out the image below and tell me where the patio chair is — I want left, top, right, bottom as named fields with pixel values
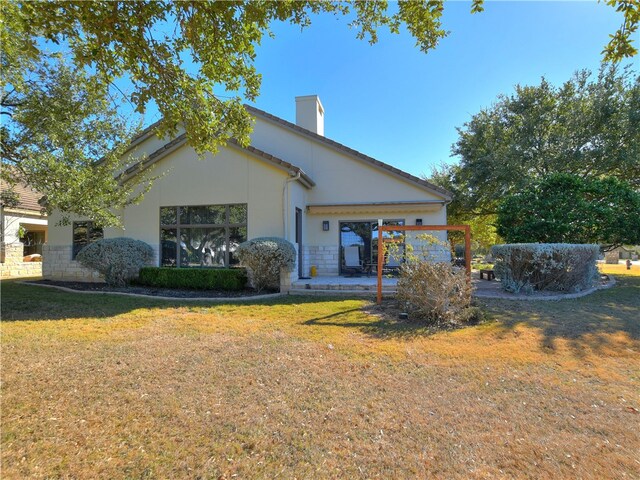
left=384, top=249, right=404, bottom=275
left=343, top=245, right=365, bottom=276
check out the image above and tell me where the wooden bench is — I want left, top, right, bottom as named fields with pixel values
left=479, top=269, right=495, bottom=281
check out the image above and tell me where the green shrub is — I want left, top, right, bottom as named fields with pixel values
left=76, top=237, right=154, bottom=286
left=236, top=237, right=296, bottom=292
left=491, top=243, right=599, bottom=294
left=137, top=267, right=247, bottom=290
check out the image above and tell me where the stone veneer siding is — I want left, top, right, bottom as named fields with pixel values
left=1, top=243, right=43, bottom=278
left=43, top=244, right=161, bottom=282
left=42, top=245, right=102, bottom=281
left=303, top=245, right=340, bottom=276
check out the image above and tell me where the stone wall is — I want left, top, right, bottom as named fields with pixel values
left=1, top=242, right=43, bottom=279
left=303, top=245, right=340, bottom=276
left=42, top=245, right=103, bottom=282
left=42, top=244, right=161, bottom=282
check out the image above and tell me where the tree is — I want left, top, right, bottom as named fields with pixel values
left=428, top=164, right=501, bottom=253
left=496, top=174, right=640, bottom=250
left=2, top=1, right=638, bottom=225
left=438, top=64, right=640, bottom=219
left=1, top=56, right=154, bottom=226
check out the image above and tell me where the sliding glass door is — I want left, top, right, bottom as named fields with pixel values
left=339, top=220, right=404, bottom=274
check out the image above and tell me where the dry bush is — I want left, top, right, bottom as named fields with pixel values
left=392, top=233, right=475, bottom=326
left=397, top=261, right=473, bottom=326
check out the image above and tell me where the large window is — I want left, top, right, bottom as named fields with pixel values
left=339, top=219, right=405, bottom=274
left=72, top=221, right=104, bottom=259
left=160, top=204, right=247, bottom=268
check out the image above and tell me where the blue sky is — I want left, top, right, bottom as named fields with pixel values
left=239, top=1, right=637, bottom=178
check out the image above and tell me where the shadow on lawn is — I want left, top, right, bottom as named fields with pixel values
left=302, top=307, right=447, bottom=340
left=302, top=276, right=640, bottom=351
left=483, top=275, right=640, bottom=355
left=0, top=280, right=327, bottom=322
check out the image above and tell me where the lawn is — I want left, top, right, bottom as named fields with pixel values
left=1, top=266, right=639, bottom=479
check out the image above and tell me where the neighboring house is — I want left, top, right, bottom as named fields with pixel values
left=605, top=245, right=639, bottom=263
left=1, top=175, right=48, bottom=278
left=44, top=96, right=452, bottom=286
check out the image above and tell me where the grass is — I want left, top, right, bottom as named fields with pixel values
left=1, top=266, right=639, bottom=478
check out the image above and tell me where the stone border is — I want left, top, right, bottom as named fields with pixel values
left=20, top=281, right=285, bottom=303
left=473, top=276, right=616, bottom=301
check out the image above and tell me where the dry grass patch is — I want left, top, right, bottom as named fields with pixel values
left=1, top=271, right=639, bottom=479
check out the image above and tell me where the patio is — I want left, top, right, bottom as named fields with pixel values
left=290, top=275, right=398, bottom=294
left=289, top=272, right=501, bottom=295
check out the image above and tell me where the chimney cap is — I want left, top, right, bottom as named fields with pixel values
left=295, top=95, right=324, bottom=115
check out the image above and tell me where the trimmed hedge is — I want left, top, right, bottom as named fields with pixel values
left=137, top=267, right=248, bottom=291
left=491, top=243, right=599, bottom=294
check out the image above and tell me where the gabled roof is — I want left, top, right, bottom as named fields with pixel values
left=245, top=105, right=453, bottom=201
left=121, top=133, right=315, bottom=189
left=126, top=104, right=452, bottom=200
left=0, top=169, right=45, bottom=214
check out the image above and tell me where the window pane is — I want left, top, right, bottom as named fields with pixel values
left=180, top=227, right=225, bottom=267
left=160, top=207, right=177, bottom=225
left=161, top=229, right=177, bottom=267
left=205, top=205, right=226, bottom=224
left=229, top=204, right=247, bottom=224
left=180, top=205, right=225, bottom=225
left=228, top=226, right=247, bottom=266
left=72, top=222, right=88, bottom=259
left=89, top=225, right=104, bottom=243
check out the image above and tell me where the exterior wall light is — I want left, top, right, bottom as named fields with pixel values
left=322, top=221, right=330, bottom=231
left=415, top=218, right=423, bottom=226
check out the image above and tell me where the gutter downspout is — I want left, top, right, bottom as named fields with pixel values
left=283, top=171, right=301, bottom=240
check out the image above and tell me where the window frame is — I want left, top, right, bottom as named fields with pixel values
left=159, top=203, right=248, bottom=268
left=72, top=221, right=104, bottom=259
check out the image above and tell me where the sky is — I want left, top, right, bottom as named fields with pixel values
left=236, top=1, right=638, bottom=178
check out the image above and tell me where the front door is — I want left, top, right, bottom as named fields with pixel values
left=295, top=208, right=303, bottom=278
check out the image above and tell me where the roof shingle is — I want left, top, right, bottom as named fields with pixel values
left=0, top=170, right=45, bottom=213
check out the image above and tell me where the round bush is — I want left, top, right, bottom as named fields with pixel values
left=236, top=237, right=296, bottom=292
left=76, top=237, right=154, bottom=286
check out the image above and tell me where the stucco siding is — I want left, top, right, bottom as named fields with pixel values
left=250, top=119, right=445, bottom=203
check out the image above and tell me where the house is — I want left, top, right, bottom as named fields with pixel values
left=44, top=96, right=452, bottom=287
left=1, top=175, right=48, bottom=278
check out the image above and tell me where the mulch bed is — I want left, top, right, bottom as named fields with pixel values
left=30, top=279, right=276, bottom=299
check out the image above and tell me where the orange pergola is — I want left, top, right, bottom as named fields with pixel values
left=376, top=224, right=471, bottom=304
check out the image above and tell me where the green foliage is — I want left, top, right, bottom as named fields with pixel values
left=137, top=267, right=248, bottom=291
left=0, top=189, right=20, bottom=209
left=603, top=0, right=640, bottom=60
left=491, top=243, right=600, bottom=294
left=236, top=237, right=296, bottom=292
left=437, top=65, right=640, bottom=219
left=1, top=56, right=155, bottom=227
left=496, top=174, right=640, bottom=250
left=2, top=1, right=637, bottom=226
left=429, top=164, right=501, bottom=253
left=3, top=1, right=489, bottom=159
left=76, top=237, right=154, bottom=286
left=3, top=1, right=637, bottom=225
